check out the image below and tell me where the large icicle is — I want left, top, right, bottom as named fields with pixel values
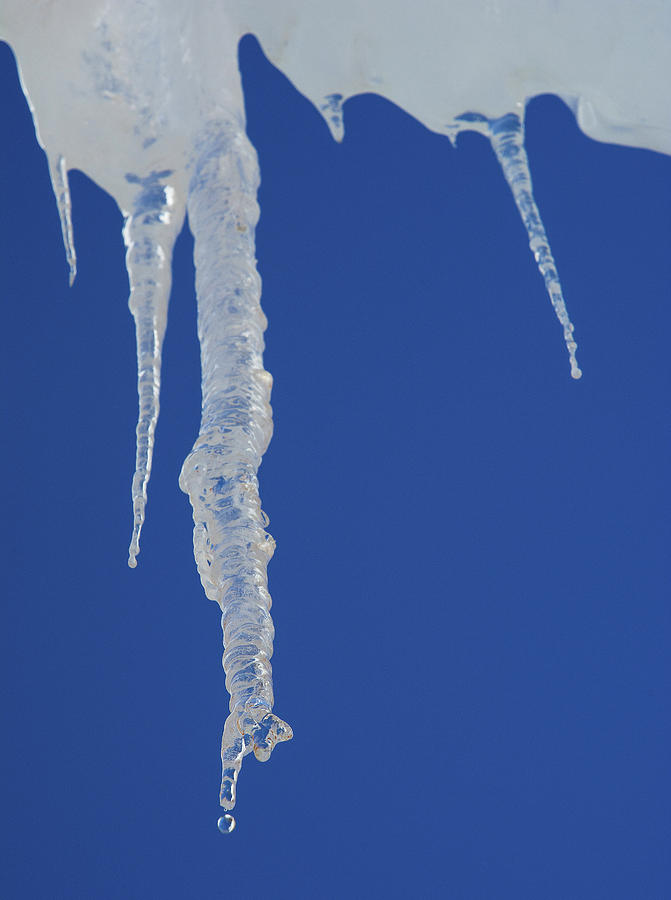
left=179, top=119, right=292, bottom=813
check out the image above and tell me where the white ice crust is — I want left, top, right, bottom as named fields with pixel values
left=3, top=0, right=670, bottom=210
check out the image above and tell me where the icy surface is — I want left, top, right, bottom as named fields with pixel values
left=1, top=0, right=669, bottom=812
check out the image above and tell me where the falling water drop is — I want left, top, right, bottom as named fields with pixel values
left=217, top=814, right=236, bottom=834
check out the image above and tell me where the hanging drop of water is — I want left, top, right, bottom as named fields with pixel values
left=217, top=814, right=236, bottom=834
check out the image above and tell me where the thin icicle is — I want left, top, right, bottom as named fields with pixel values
left=179, top=119, right=292, bottom=810
left=488, top=112, right=582, bottom=380
left=319, top=93, right=345, bottom=142
left=125, top=170, right=184, bottom=568
left=48, top=155, right=76, bottom=286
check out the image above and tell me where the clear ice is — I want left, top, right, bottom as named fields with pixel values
left=2, top=0, right=669, bottom=817
left=178, top=119, right=293, bottom=809
left=488, top=113, right=581, bottom=380
left=125, top=170, right=184, bottom=567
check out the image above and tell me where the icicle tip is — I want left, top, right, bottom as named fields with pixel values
left=127, top=526, right=141, bottom=568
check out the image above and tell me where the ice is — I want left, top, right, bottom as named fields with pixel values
left=178, top=118, right=293, bottom=808
left=125, top=170, right=184, bottom=567
left=488, top=113, right=582, bottom=380
left=48, top=155, right=77, bottom=286
left=1, top=0, right=668, bottom=815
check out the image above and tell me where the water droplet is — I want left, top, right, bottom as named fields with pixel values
left=217, top=814, right=236, bottom=834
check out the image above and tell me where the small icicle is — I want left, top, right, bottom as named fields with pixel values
left=488, top=112, right=582, bottom=379
left=125, top=171, right=184, bottom=567
left=49, top=155, right=76, bottom=286
left=319, top=93, right=345, bottom=142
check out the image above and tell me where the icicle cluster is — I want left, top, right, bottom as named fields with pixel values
left=3, top=0, right=669, bottom=825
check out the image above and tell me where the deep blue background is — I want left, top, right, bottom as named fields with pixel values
left=1, top=34, right=669, bottom=899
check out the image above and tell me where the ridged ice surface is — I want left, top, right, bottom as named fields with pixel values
left=179, top=120, right=292, bottom=808
left=2, top=0, right=669, bottom=819
left=125, top=171, right=183, bottom=567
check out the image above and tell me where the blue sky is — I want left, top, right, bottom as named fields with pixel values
left=1, top=34, right=669, bottom=899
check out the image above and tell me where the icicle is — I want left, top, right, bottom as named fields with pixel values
left=125, top=170, right=184, bottom=568
left=48, top=155, right=76, bottom=286
left=488, top=112, right=582, bottom=380
left=179, top=119, right=292, bottom=810
left=319, top=93, right=345, bottom=142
